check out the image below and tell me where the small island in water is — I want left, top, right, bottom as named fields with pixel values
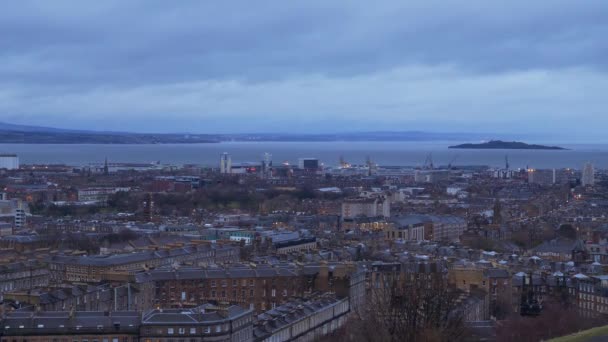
left=449, top=140, right=567, bottom=150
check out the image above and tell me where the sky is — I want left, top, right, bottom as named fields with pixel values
left=0, top=1, right=607, bottom=140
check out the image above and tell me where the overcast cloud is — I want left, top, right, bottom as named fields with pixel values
left=0, top=0, right=607, bottom=139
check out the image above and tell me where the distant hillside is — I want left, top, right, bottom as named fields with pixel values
left=449, top=140, right=566, bottom=150
left=0, top=121, right=502, bottom=144
left=0, top=121, right=86, bottom=133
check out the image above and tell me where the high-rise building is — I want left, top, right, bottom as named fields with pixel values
left=220, top=152, right=232, bottom=174
left=582, top=162, right=595, bottom=186
left=262, top=152, right=272, bottom=178
left=0, top=154, right=19, bottom=170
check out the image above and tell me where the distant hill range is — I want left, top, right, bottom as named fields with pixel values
left=449, top=140, right=566, bottom=150
left=0, top=121, right=502, bottom=144
left=0, top=122, right=220, bottom=144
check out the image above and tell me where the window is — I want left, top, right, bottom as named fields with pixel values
left=168, top=328, right=175, bottom=335
left=204, top=327, right=211, bottom=334
left=178, top=328, right=185, bottom=334
left=271, top=289, right=276, bottom=297
left=190, top=328, right=196, bottom=334
left=216, top=325, right=221, bottom=333
left=232, top=279, right=237, bottom=286
left=181, top=292, right=186, bottom=301
left=211, top=280, right=216, bottom=287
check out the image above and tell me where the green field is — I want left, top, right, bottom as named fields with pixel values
left=548, top=325, right=608, bottom=342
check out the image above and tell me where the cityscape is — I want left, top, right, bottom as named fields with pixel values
left=1, top=1, right=607, bottom=341
left=0, top=150, right=607, bottom=341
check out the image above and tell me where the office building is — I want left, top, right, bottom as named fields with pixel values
left=298, top=158, right=319, bottom=171
left=0, top=154, right=19, bottom=170
left=582, top=162, right=595, bottom=186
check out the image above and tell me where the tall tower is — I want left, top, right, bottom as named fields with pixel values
left=582, top=162, right=595, bottom=186
left=220, top=153, right=232, bottom=174
left=103, top=157, right=109, bottom=175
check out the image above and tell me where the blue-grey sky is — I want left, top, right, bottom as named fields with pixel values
left=1, top=1, right=607, bottom=139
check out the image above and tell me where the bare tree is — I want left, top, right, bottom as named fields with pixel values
left=324, top=274, right=468, bottom=342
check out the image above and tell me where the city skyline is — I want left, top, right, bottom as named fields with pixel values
left=1, top=1, right=607, bottom=140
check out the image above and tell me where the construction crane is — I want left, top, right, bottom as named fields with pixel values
left=448, top=155, right=459, bottom=169
left=423, top=153, right=434, bottom=170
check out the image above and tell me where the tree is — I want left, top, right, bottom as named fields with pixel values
left=558, top=224, right=577, bottom=240
left=327, top=274, right=468, bottom=342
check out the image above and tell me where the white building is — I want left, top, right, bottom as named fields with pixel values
left=582, top=162, right=595, bottom=186
left=0, top=199, right=28, bottom=228
left=414, top=170, right=450, bottom=183
left=77, top=187, right=130, bottom=203
left=341, top=196, right=390, bottom=220
left=0, top=154, right=19, bottom=170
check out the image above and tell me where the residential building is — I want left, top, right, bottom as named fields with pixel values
left=48, top=244, right=240, bottom=283
left=0, top=310, right=140, bottom=342
left=0, top=154, right=19, bottom=170
left=140, top=304, right=253, bottom=342
left=527, top=169, right=555, bottom=186
left=582, top=162, right=595, bottom=186
left=253, top=294, right=350, bottom=342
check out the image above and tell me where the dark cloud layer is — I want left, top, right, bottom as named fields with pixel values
left=0, top=1, right=607, bottom=139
